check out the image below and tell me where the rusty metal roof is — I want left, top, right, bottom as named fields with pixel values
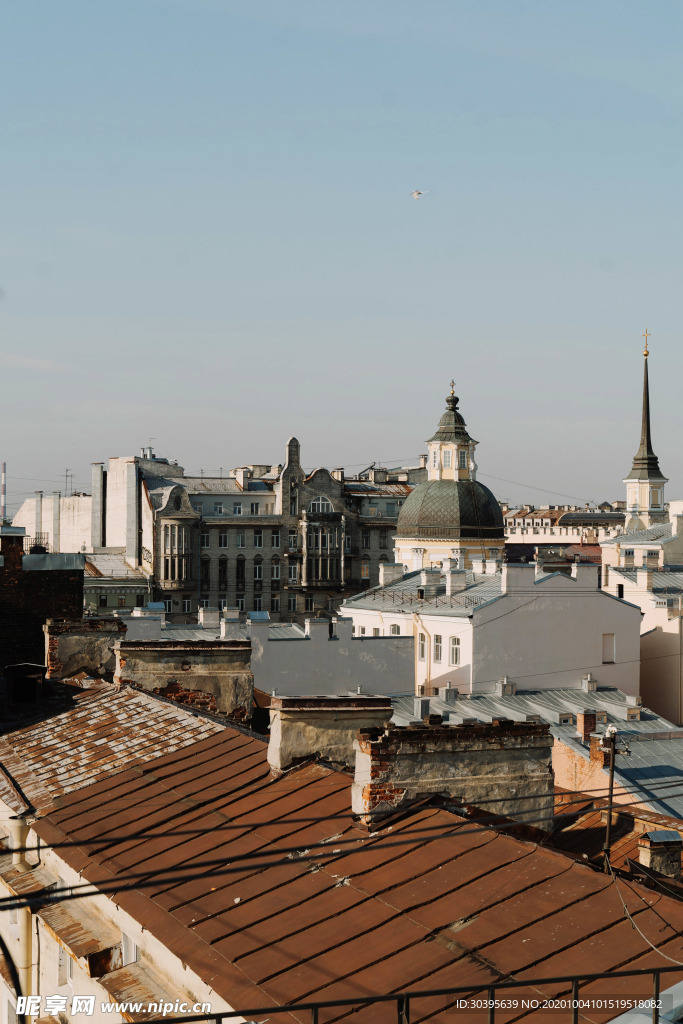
left=0, top=687, right=224, bottom=815
left=33, top=729, right=683, bottom=1019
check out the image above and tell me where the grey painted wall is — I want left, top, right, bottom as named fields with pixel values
left=249, top=617, right=414, bottom=696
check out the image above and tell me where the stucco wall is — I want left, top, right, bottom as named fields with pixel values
left=44, top=618, right=127, bottom=680
left=114, top=640, right=253, bottom=719
left=250, top=618, right=414, bottom=696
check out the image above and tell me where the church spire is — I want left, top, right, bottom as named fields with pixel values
left=623, top=332, right=667, bottom=530
left=628, top=331, right=666, bottom=482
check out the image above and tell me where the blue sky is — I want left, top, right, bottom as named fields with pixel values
left=2, top=1, right=682, bottom=512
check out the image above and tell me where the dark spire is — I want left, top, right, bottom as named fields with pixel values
left=427, top=385, right=475, bottom=444
left=627, top=345, right=666, bottom=482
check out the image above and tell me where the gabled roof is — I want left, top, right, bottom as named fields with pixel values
left=34, top=728, right=683, bottom=1015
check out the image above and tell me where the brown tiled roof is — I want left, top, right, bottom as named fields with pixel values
left=0, top=687, right=224, bottom=815
left=33, top=730, right=683, bottom=1019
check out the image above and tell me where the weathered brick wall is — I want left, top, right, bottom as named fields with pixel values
left=352, top=719, right=554, bottom=827
left=0, top=536, right=84, bottom=669
left=44, top=618, right=127, bottom=680
left=115, top=641, right=253, bottom=721
left=552, top=736, right=637, bottom=810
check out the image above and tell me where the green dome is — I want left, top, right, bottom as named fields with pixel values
left=396, top=479, right=503, bottom=540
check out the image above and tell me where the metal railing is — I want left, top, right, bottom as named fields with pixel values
left=145, top=964, right=683, bottom=1024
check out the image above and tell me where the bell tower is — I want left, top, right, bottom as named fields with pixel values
left=426, top=381, right=478, bottom=483
left=623, top=331, right=668, bottom=531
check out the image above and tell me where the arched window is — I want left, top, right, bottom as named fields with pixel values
left=308, top=496, right=334, bottom=514
left=200, top=557, right=210, bottom=589
left=449, top=636, right=461, bottom=666
left=271, top=556, right=280, bottom=581
left=361, top=558, right=370, bottom=580
left=254, top=556, right=263, bottom=581
left=390, top=624, right=400, bottom=636
left=236, top=555, right=245, bottom=583
left=218, top=555, right=228, bottom=587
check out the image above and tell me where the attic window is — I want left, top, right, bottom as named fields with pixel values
left=559, top=714, right=575, bottom=726
left=623, top=549, right=634, bottom=556
left=596, top=712, right=608, bottom=724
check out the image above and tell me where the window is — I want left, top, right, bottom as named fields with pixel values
left=418, top=633, right=425, bottom=660
left=344, top=535, right=352, bottom=552
left=288, top=530, right=298, bottom=551
left=164, top=600, right=172, bottom=613
left=253, top=596, right=262, bottom=612
left=359, top=626, right=366, bottom=636
left=201, top=532, right=210, bottom=548
left=379, top=529, right=387, bottom=549
left=200, top=558, right=210, bottom=588
left=183, top=599, right=191, bottom=613
left=218, top=531, right=228, bottom=548
left=459, top=449, right=467, bottom=468
left=305, top=597, right=314, bottom=612
left=237, top=532, right=246, bottom=548
left=432, top=451, right=437, bottom=467
left=236, top=594, right=245, bottom=611
left=390, top=624, right=400, bottom=636
left=254, top=561, right=263, bottom=580
left=99, top=594, right=107, bottom=608
left=218, top=556, right=228, bottom=586
left=373, top=627, right=380, bottom=637
left=253, top=529, right=263, bottom=548
left=309, top=496, right=334, bottom=514
left=271, top=559, right=280, bottom=580
left=290, top=494, right=298, bottom=515
left=434, top=634, right=442, bottom=662
left=617, top=583, right=624, bottom=599
left=361, top=529, right=370, bottom=549
left=288, top=596, right=297, bottom=612
left=647, top=550, right=658, bottom=558
left=271, top=594, right=280, bottom=612
left=443, top=449, right=452, bottom=468
left=361, top=559, right=370, bottom=580
left=602, top=633, right=615, bottom=664
left=249, top=502, right=259, bottom=515
left=623, top=549, right=634, bottom=557
left=218, top=596, right=228, bottom=610
left=288, top=564, right=298, bottom=582
left=271, top=529, right=280, bottom=548
left=136, top=594, right=145, bottom=607
left=118, top=596, right=126, bottom=609
left=236, top=556, right=245, bottom=583
left=122, top=934, right=139, bottom=967
left=192, top=502, right=203, bottom=514
left=449, top=637, right=460, bottom=665
left=233, top=503, right=242, bottom=516
left=214, top=502, right=224, bottom=515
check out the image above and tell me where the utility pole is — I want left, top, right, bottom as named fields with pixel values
left=602, top=725, right=631, bottom=873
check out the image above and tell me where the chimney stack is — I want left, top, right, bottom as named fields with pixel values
left=352, top=720, right=554, bottom=827
left=638, top=831, right=682, bottom=880
left=576, top=709, right=597, bottom=744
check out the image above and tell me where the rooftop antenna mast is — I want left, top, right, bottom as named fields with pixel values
left=1, top=462, right=5, bottom=522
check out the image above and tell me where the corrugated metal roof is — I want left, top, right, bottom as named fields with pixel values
left=603, top=523, right=673, bottom=546
left=85, top=554, right=148, bottom=579
left=342, top=569, right=502, bottom=617
left=0, top=688, right=224, bottom=815
left=33, top=729, right=683, bottom=1019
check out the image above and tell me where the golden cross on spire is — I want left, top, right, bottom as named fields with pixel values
left=643, top=328, right=650, bottom=358
left=449, top=379, right=455, bottom=395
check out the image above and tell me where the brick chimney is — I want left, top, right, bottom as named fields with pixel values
left=352, top=720, right=554, bottom=828
left=268, top=695, right=393, bottom=774
left=576, top=709, right=597, bottom=744
left=638, top=831, right=682, bottom=879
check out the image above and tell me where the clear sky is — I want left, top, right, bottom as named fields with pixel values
left=2, top=0, right=682, bottom=514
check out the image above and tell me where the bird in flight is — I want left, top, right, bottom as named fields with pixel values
left=410, top=190, right=428, bottom=199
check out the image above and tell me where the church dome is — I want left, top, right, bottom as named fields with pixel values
left=396, top=478, right=504, bottom=540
